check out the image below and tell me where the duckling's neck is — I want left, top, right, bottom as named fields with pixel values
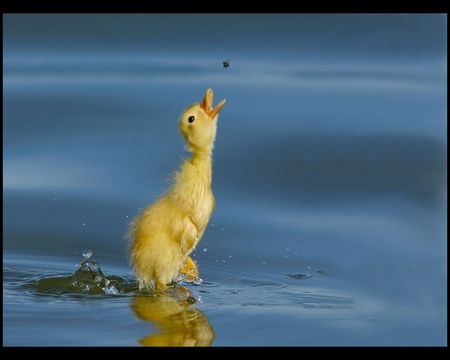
left=187, top=148, right=213, bottom=187
left=170, top=147, right=214, bottom=210
left=190, top=148, right=213, bottom=169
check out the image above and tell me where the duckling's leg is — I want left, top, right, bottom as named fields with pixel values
left=180, top=256, right=199, bottom=280
left=178, top=218, right=200, bottom=283
left=155, top=281, right=168, bottom=291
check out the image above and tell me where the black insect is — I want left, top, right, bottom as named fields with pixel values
left=222, top=60, right=230, bottom=69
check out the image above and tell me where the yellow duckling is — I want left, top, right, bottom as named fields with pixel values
left=129, top=88, right=226, bottom=290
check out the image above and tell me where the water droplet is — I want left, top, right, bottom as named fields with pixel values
left=262, top=261, right=267, bottom=265
left=221, top=260, right=226, bottom=263
left=306, top=265, right=312, bottom=270
left=228, top=255, right=232, bottom=258
left=82, top=223, right=86, bottom=226
left=104, top=284, right=119, bottom=295
left=203, top=248, right=208, bottom=252
left=125, top=215, right=129, bottom=219
left=82, top=260, right=99, bottom=272
left=82, top=250, right=93, bottom=259
left=285, top=247, right=290, bottom=251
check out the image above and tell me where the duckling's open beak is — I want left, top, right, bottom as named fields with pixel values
left=201, top=88, right=226, bottom=119
left=210, top=99, right=226, bottom=119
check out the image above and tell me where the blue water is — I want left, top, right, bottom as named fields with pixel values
left=3, top=14, right=447, bottom=346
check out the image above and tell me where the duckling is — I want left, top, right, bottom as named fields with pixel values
left=129, top=88, right=226, bottom=291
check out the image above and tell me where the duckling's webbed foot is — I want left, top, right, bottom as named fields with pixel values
left=179, top=256, right=199, bottom=282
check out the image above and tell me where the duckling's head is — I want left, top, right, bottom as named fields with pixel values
left=179, top=88, right=226, bottom=154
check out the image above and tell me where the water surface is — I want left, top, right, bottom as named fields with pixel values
left=3, top=14, right=447, bottom=346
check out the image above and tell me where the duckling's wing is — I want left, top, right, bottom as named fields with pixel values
left=179, top=216, right=199, bottom=253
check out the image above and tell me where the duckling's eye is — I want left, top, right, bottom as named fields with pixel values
left=188, top=115, right=195, bottom=123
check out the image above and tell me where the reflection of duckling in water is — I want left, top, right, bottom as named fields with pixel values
left=131, top=286, right=215, bottom=346
left=129, top=88, right=226, bottom=290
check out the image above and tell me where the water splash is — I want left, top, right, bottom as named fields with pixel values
left=27, top=252, right=138, bottom=295
left=82, top=249, right=93, bottom=260
left=70, top=257, right=121, bottom=294
left=175, top=273, right=203, bottom=286
left=24, top=252, right=206, bottom=296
